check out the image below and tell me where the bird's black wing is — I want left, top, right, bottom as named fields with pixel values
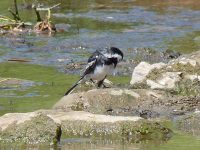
left=82, top=50, right=104, bottom=77
left=64, top=49, right=110, bottom=96
left=87, top=50, right=102, bottom=63
left=64, top=51, right=100, bottom=96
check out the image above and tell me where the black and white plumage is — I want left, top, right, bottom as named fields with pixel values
left=64, top=47, right=123, bottom=95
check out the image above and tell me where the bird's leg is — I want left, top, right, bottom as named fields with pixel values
left=97, top=76, right=108, bottom=88
left=90, top=79, right=95, bottom=84
left=102, top=83, right=109, bottom=88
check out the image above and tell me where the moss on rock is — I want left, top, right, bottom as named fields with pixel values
left=61, top=119, right=172, bottom=142
left=53, top=88, right=140, bottom=114
left=0, top=113, right=61, bottom=144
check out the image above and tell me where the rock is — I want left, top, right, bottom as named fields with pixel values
left=146, top=79, right=165, bottom=89
left=130, top=62, right=166, bottom=85
left=185, top=74, right=200, bottom=81
left=61, top=114, right=171, bottom=141
left=53, top=88, right=142, bottom=114
left=170, top=57, right=197, bottom=67
left=0, top=112, right=61, bottom=144
left=162, top=49, right=181, bottom=59
left=130, top=49, right=200, bottom=91
left=147, top=72, right=182, bottom=90
left=0, top=110, right=172, bottom=143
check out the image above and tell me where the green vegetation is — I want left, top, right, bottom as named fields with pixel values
left=167, top=31, right=200, bottom=54
left=0, top=62, right=130, bottom=116
left=173, top=79, right=200, bottom=96
left=0, top=62, right=79, bottom=116
left=68, top=17, right=134, bottom=32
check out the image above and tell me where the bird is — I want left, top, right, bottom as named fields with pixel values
left=64, top=47, right=123, bottom=96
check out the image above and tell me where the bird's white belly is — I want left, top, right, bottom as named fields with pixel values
left=90, top=64, right=114, bottom=81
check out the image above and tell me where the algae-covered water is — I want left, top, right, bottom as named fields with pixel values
left=1, top=0, right=200, bottom=149
left=1, top=0, right=200, bottom=67
left=1, top=133, right=200, bottom=150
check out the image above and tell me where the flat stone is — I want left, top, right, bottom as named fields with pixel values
left=0, top=110, right=172, bottom=143
left=47, top=111, right=142, bottom=124
left=53, top=88, right=141, bottom=114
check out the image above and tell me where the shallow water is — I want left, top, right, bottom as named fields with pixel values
left=1, top=0, right=200, bottom=149
left=1, top=133, right=200, bottom=150
left=1, top=0, right=200, bottom=68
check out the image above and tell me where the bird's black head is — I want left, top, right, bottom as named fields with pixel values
left=109, top=47, right=123, bottom=61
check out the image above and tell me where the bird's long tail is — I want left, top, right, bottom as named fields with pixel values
left=64, top=76, right=84, bottom=96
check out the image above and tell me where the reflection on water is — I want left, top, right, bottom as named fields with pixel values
left=1, top=134, right=200, bottom=150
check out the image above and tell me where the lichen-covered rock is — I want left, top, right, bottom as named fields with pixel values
left=53, top=88, right=141, bottom=114
left=48, top=111, right=172, bottom=141
left=0, top=112, right=61, bottom=144
left=0, top=110, right=172, bottom=143
left=61, top=118, right=171, bottom=141
left=147, top=72, right=182, bottom=90
left=169, top=57, right=197, bottom=67
left=130, top=50, right=200, bottom=91
left=130, top=62, right=166, bottom=85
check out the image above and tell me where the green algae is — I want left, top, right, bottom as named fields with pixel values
left=173, top=79, right=200, bottom=96
left=68, top=17, right=134, bottom=32
left=167, top=31, right=200, bottom=54
left=0, top=62, right=130, bottom=116
left=0, top=62, right=79, bottom=116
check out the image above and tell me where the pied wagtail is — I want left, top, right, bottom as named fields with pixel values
left=64, top=47, right=123, bottom=95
